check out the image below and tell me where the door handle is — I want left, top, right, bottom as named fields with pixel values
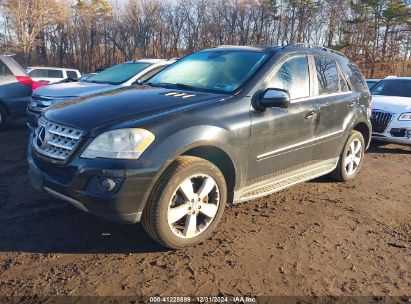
left=305, top=111, right=318, bottom=120
left=348, top=99, right=358, bottom=108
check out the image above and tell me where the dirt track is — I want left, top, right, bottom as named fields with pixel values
left=0, top=121, right=410, bottom=297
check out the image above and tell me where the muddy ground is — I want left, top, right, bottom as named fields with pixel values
left=0, top=121, right=410, bottom=298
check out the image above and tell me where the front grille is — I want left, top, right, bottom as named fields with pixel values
left=371, top=110, right=393, bottom=133
left=33, top=117, right=83, bottom=161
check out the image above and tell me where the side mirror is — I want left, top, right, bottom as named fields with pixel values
left=260, top=88, right=290, bottom=108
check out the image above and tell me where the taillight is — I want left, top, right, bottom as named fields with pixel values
left=15, top=75, right=33, bottom=88
left=32, top=81, right=49, bottom=91
left=367, top=103, right=372, bottom=118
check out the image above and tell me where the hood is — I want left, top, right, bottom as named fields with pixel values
left=44, top=86, right=224, bottom=132
left=33, top=81, right=121, bottom=98
left=371, top=95, right=411, bottom=113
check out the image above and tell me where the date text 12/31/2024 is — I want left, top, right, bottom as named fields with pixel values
left=149, top=296, right=257, bottom=303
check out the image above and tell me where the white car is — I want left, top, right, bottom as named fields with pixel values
left=27, top=58, right=176, bottom=129
left=370, top=77, right=411, bottom=145
left=26, top=67, right=81, bottom=84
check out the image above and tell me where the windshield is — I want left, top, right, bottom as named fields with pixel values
left=147, top=50, right=270, bottom=93
left=371, top=79, right=411, bottom=98
left=84, top=62, right=150, bottom=85
left=367, top=81, right=378, bottom=89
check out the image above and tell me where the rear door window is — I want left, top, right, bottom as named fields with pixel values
left=47, top=70, right=63, bottom=78
left=0, top=59, right=13, bottom=76
left=314, top=57, right=340, bottom=95
left=268, top=56, right=310, bottom=100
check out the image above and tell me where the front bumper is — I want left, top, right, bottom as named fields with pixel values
left=27, top=133, right=163, bottom=224
left=372, top=120, right=411, bottom=145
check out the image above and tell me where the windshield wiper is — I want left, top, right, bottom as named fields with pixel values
left=144, top=82, right=165, bottom=88
left=85, top=80, right=119, bottom=85
left=174, top=83, right=201, bottom=91
left=145, top=82, right=216, bottom=93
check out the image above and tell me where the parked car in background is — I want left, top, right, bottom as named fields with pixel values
left=0, top=52, right=35, bottom=130
left=27, top=59, right=175, bottom=129
left=26, top=67, right=81, bottom=84
left=28, top=45, right=371, bottom=249
left=366, top=79, right=381, bottom=89
left=370, top=77, right=411, bottom=145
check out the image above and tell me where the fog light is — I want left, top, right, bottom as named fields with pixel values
left=100, top=178, right=116, bottom=191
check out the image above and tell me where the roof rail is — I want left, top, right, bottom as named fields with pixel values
left=283, top=43, right=346, bottom=57
left=0, top=52, right=16, bottom=57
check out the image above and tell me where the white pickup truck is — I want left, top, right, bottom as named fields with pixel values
left=26, top=67, right=81, bottom=84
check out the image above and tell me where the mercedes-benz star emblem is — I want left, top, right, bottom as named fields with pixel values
left=36, top=126, right=47, bottom=148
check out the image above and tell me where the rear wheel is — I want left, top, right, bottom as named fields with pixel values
left=0, top=104, right=8, bottom=130
left=142, top=156, right=227, bottom=249
left=330, top=130, right=365, bottom=182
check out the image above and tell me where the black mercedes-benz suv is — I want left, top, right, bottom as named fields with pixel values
left=28, top=45, right=371, bottom=249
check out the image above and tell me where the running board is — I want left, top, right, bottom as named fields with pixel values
left=234, top=159, right=338, bottom=203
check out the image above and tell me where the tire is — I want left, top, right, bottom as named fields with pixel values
left=142, top=156, right=227, bottom=249
left=0, top=104, right=7, bottom=130
left=330, top=130, right=365, bottom=182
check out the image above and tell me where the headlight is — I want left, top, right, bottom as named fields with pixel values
left=81, top=128, right=155, bottom=159
left=398, top=113, right=411, bottom=121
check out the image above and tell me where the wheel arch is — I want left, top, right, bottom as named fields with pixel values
left=0, top=100, right=9, bottom=115
left=352, top=121, right=371, bottom=149
left=181, top=145, right=237, bottom=202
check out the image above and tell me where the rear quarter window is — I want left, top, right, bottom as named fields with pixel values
left=66, top=70, right=78, bottom=79
left=0, top=59, right=13, bottom=76
left=347, top=63, right=368, bottom=93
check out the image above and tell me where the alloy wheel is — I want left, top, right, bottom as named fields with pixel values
left=344, top=138, right=362, bottom=176
left=167, top=174, right=220, bottom=239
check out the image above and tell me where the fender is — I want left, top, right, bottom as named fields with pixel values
left=144, top=125, right=245, bottom=190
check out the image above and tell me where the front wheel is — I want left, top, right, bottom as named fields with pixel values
left=142, top=156, right=227, bottom=249
left=330, top=130, right=365, bottom=182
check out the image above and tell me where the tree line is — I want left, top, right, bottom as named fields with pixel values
left=0, top=0, right=410, bottom=78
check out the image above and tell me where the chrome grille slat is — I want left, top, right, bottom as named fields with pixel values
left=33, top=118, right=82, bottom=161
left=49, top=128, right=82, bottom=140
left=371, top=110, right=393, bottom=133
left=47, top=139, right=75, bottom=151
